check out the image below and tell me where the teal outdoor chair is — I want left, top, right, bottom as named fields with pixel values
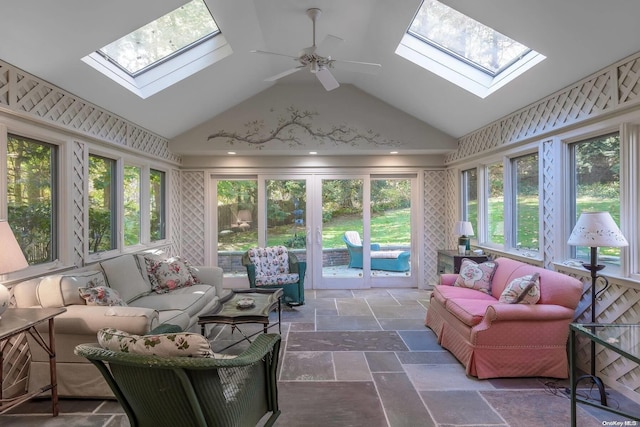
left=242, top=246, right=306, bottom=306
left=75, top=333, right=281, bottom=427
left=342, top=231, right=410, bottom=272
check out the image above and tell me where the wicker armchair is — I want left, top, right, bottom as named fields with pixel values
left=74, top=333, right=281, bottom=427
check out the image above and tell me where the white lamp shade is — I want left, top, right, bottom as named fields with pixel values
left=0, top=220, right=29, bottom=274
left=567, top=212, right=628, bottom=248
left=454, top=221, right=474, bottom=236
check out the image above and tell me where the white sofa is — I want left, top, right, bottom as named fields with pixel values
left=12, top=252, right=224, bottom=398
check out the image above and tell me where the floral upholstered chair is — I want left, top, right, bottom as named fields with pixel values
left=241, top=246, right=306, bottom=305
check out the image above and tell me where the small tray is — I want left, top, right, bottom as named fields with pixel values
left=236, top=297, right=255, bottom=309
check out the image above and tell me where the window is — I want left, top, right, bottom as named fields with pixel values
left=397, top=0, right=545, bottom=97
left=150, top=169, right=166, bottom=241
left=82, top=0, right=231, bottom=98
left=89, top=154, right=117, bottom=253
left=124, top=165, right=141, bottom=246
left=512, top=153, right=539, bottom=251
left=6, top=135, right=57, bottom=265
left=486, top=162, right=504, bottom=246
left=461, top=168, right=478, bottom=240
left=570, top=133, right=621, bottom=265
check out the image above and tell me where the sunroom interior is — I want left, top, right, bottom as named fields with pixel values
left=1, top=0, right=640, bottom=422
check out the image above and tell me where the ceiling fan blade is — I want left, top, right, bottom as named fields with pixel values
left=333, top=59, right=382, bottom=75
left=316, top=67, right=340, bottom=91
left=316, top=34, right=343, bottom=57
left=250, top=49, right=299, bottom=60
left=265, top=66, right=304, bottom=82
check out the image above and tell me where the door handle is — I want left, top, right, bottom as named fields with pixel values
left=316, top=226, right=322, bottom=247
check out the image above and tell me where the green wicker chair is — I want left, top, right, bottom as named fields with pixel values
left=74, top=334, right=281, bottom=427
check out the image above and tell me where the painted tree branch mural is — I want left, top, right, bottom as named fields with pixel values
left=207, top=106, right=399, bottom=148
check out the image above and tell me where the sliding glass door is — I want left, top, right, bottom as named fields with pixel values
left=212, top=172, right=418, bottom=289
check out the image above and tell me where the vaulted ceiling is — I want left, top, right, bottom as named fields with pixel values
left=2, top=0, right=640, bottom=155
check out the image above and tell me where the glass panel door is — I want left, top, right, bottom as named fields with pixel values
left=266, top=178, right=308, bottom=265
left=215, top=178, right=258, bottom=280
left=316, top=177, right=367, bottom=288
left=370, top=177, right=413, bottom=282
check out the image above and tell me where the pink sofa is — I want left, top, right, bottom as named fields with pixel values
left=425, top=257, right=583, bottom=379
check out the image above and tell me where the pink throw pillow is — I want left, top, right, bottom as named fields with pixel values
left=453, top=259, right=498, bottom=294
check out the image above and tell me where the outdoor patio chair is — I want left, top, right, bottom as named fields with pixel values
left=342, top=231, right=410, bottom=272
left=74, top=333, right=281, bottom=427
left=242, top=245, right=305, bottom=305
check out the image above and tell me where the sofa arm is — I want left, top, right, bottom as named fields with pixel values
left=190, top=265, right=224, bottom=296
left=51, top=305, right=160, bottom=335
left=485, top=303, right=575, bottom=322
left=439, top=274, right=458, bottom=286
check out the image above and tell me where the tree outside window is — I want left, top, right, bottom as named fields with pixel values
left=461, top=168, right=478, bottom=240
left=6, top=135, right=56, bottom=265
left=89, top=154, right=117, bottom=253
left=513, top=153, right=539, bottom=251
left=571, top=133, right=621, bottom=264
left=150, top=169, right=166, bottom=241
left=124, top=165, right=141, bottom=246
left=487, top=162, right=504, bottom=245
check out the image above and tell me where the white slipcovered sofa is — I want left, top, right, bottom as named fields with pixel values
left=12, top=252, right=224, bottom=398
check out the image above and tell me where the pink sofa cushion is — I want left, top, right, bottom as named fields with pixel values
left=445, top=298, right=496, bottom=327
left=432, top=285, right=496, bottom=306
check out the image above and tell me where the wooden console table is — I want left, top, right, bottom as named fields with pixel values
left=0, top=307, right=66, bottom=417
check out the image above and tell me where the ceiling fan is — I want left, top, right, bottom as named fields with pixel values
left=251, top=8, right=382, bottom=91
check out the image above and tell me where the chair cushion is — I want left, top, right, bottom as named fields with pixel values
left=246, top=246, right=291, bottom=276
left=445, top=298, right=495, bottom=327
left=344, top=231, right=362, bottom=246
left=97, top=328, right=235, bottom=359
left=255, top=273, right=300, bottom=286
left=499, top=273, right=541, bottom=304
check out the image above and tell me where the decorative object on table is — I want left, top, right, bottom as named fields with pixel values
left=0, top=220, right=29, bottom=318
left=237, top=297, right=255, bottom=309
left=454, top=221, right=474, bottom=252
left=567, top=211, right=628, bottom=405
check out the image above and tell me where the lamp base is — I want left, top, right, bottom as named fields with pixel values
left=458, top=236, right=470, bottom=252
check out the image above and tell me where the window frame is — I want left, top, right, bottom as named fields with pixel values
left=87, top=152, right=119, bottom=258
left=510, top=151, right=541, bottom=255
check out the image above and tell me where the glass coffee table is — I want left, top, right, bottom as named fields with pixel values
left=569, top=323, right=640, bottom=426
left=198, top=288, right=283, bottom=351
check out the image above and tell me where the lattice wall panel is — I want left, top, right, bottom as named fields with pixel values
left=556, top=266, right=640, bottom=398
left=180, top=171, right=206, bottom=265
left=423, top=170, right=447, bottom=288
left=445, top=53, right=640, bottom=166
left=72, top=141, right=86, bottom=266
left=618, top=56, right=640, bottom=105
left=169, top=169, right=182, bottom=257
left=541, top=139, right=556, bottom=269
left=0, top=60, right=179, bottom=164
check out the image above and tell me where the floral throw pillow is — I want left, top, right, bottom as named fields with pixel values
left=149, top=257, right=197, bottom=294
left=499, top=273, right=541, bottom=304
left=78, top=284, right=127, bottom=306
left=453, top=259, right=498, bottom=294
left=97, top=327, right=219, bottom=358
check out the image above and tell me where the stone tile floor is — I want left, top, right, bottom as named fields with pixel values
left=2, top=288, right=639, bottom=426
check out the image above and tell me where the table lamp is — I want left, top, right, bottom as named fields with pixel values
left=0, top=220, right=29, bottom=318
left=454, top=221, right=474, bottom=252
left=567, top=211, right=628, bottom=404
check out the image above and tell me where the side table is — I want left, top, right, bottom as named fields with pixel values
left=437, top=249, right=489, bottom=274
left=0, top=307, right=66, bottom=417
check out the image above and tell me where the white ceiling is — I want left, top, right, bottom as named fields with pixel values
left=2, top=0, right=640, bottom=154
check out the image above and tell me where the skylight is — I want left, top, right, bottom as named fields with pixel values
left=396, top=0, right=545, bottom=98
left=82, top=0, right=232, bottom=99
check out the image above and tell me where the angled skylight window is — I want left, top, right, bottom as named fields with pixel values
left=83, top=0, right=232, bottom=99
left=396, top=0, right=545, bottom=98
